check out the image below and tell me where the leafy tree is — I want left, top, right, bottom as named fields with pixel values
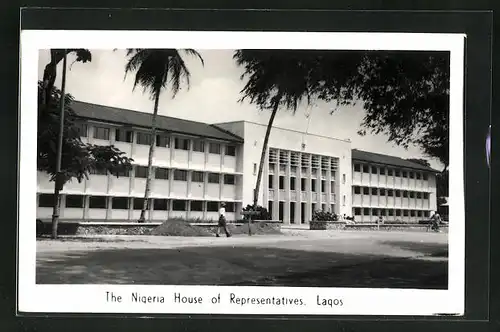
left=123, top=49, right=204, bottom=222
left=37, top=82, right=134, bottom=238
left=234, top=50, right=316, bottom=207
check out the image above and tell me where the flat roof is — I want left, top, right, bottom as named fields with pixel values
left=352, top=149, right=439, bottom=172
left=71, top=101, right=244, bottom=143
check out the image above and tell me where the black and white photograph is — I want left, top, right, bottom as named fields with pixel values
left=19, top=30, right=465, bottom=316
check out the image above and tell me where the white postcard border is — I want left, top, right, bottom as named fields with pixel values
left=18, top=30, right=465, bottom=316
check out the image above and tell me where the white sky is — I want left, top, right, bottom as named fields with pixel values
left=38, top=49, right=444, bottom=170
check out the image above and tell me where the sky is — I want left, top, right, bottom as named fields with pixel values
left=38, top=49, right=443, bottom=170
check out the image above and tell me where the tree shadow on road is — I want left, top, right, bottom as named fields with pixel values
left=381, top=241, right=448, bottom=258
left=37, top=245, right=448, bottom=289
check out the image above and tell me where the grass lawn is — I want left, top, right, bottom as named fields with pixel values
left=36, top=231, right=448, bottom=289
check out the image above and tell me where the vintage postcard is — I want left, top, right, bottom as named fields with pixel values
left=18, top=30, right=465, bottom=316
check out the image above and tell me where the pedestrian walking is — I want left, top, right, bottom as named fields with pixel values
left=216, top=202, right=231, bottom=237
left=430, top=211, right=442, bottom=232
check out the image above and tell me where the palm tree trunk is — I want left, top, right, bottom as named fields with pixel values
left=50, top=51, right=68, bottom=239
left=139, top=92, right=160, bottom=223
left=253, top=101, right=280, bottom=208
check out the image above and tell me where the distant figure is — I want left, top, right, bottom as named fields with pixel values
left=430, top=211, right=442, bottom=232
left=216, top=202, right=231, bottom=237
left=377, top=216, right=384, bottom=224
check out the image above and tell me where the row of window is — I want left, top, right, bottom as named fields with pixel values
left=91, top=167, right=236, bottom=185
left=77, top=123, right=237, bottom=156
left=38, top=194, right=236, bottom=212
left=353, top=164, right=430, bottom=180
left=269, top=163, right=338, bottom=177
left=268, top=148, right=339, bottom=171
left=353, top=186, right=430, bottom=199
left=353, top=207, right=431, bottom=218
left=269, top=175, right=336, bottom=193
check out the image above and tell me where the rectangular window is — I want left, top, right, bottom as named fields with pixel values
left=89, top=168, right=108, bottom=176
left=362, top=165, right=369, bottom=173
left=342, top=195, right=346, bottom=206
left=371, top=166, right=378, bottom=174
left=224, top=174, right=235, bottom=185
left=156, top=134, right=170, bottom=148
left=311, top=179, right=317, bottom=192
left=115, top=168, right=130, bottom=177
left=379, top=168, right=386, bottom=175
left=38, top=194, right=54, bottom=208
left=321, top=180, right=326, bottom=193
left=191, top=171, right=204, bottom=183
left=372, top=208, right=379, bottom=216
left=354, top=186, right=361, bottom=194
left=363, top=187, right=370, bottom=195
left=363, top=208, right=370, bottom=216
left=424, top=211, right=430, bottom=218
left=192, top=140, right=205, bottom=152
left=388, top=209, right=394, bottom=216
left=371, top=188, right=378, bottom=195
left=410, top=210, right=416, bottom=217
left=387, top=168, right=393, bottom=176
left=115, top=128, right=133, bottom=143
left=330, top=181, right=335, bottom=193
left=409, top=191, right=415, bottom=198
left=301, top=178, right=306, bottom=191
left=153, top=199, right=168, bottom=211
left=388, top=189, right=394, bottom=197
left=207, top=201, right=219, bottom=212
left=416, top=172, right=421, bottom=180
left=209, top=142, right=221, bottom=154
left=135, top=166, right=149, bottom=178
left=342, top=174, right=346, bottom=184
left=268, top=175, right=274, bottom=189
left=112, top=197, right=129, bottom=210
left=379, top=188, right=386, bottom=196
left=253, top=163, right=257, bottom=175
left=279, top=176, right=285, bottom=190
left=403, top=210, right=409, bottom=216
left=133, top=198, right=149, bottom=210
left=354, top=207, right=362, bottom=215
left=396, top=209, right=401, bottom=216
left=423, top=193, right=430, bottom=199
left=225, top=145, right=236, bottom=156
left=93, top=126, right=110, bottom=140
left=395, top=190, right=401, bottom=197
left=174, top=170, right=188, bottom=181
left=395, top=170, right=401, bottom=177
left=409, top=172, right=415, bottom=179
left=65, top=195, right=84, bottom=208
left=136, top=132, right=152, bottom=145
left=354, top=164, right=361, bottom=172
left=290, top=177, right=296, bottom=190
left=75, top=123, right=88, bottom=137
left=417, top=210, right=423, bottom=217
left=208, top=173, right=220, bottom=184
left=89, top=196, right=108, bottom=209
left=402, top=171, right=408, bottom=178
left=423, top=173, right=429, bottom=180
left=225, top=202, right=235, bottom=213
left=155, top=167, right=169, bottom=180
left=403, top=191, right=409, bottom=198
left=191, top=200, right=204, bottom=211
left=172, top=200, right=187, bottom=211
left=416, top=192, right=422, bottom=199
left=175, top=138, right=190, bottom=150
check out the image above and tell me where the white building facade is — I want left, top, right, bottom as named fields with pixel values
left=36, top=101, right=438, bottom=224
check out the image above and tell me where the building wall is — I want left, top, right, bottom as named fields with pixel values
left=36, top=120, right=243, bottom=222
left=216, top=121, right=352, bottom=224
left=351, top=161, right=438, bottom=223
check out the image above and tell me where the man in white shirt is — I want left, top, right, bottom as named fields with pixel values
left=216, top=202, right=231, bottom=237
left=430, top=211, right=442, bottom=232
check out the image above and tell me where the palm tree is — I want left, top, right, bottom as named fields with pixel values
left=124, top=49, right=204, bottom=223
left=233, top=50, right=316, bottom=210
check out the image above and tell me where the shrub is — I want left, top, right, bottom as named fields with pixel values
left=241, top=204, right=271, bottom=221
left=151, top=220, right=213, bottom=237
left=312, top=210, right=338, bottom=222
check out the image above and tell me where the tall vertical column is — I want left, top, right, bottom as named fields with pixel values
left=273, top=149, right=280, bottom=220
left=283, top=150, right=290, bottom=225
left=306, top=154, right=313, bottom=222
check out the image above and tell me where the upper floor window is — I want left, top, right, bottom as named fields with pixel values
left=115, top=128, right=133, bottom=143
left=75, top=123, right=88, bottom=137
left=136, top=132, right=152, bottom=145
left=354, top=186, right=361, bottom=194
left=416, top=172, right=421, bottom=180
left=225, top=145, right=236, bottom=156
left=371, top=166, right=378, bottom=174
left=191, top=171, right=204, bottom=183
left=135, top=166, right=149, bottom=178
left=156, top=134, right=170, bottom=148
left=409, top=172, right=415, bottom=179
left=354, top=164, right=361, bottom=172
left=379, top=168, right=386, bottom=175
left=423, top=173, right=429, bottom=180
left=224, top=174, right=235, bottom=185
left=89, top=196, right=108, bottom=209
left=89, top=167, right=108, bottom=176
left=173, top=169, right=188, bottom=181
left=65, top=195, right=84, bottom=208
left=387, top=168, right=393, bottom=176
left=93, top=126, right=110, bottom=140
left=174, top=138, right=190, bottom=150
left=192, top=140, right=205, bottom=152
left=208, top=173, right=220, bottom=184
left=209, top=143, right=221, bottom=154
left=362, top=165, right=369, bottom=173
left=402, top=171, right=408, bottom=178
left=155, top=167, right=169, bottom=180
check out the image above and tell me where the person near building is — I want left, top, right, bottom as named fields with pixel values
left=430, top=211, right=442, bottom=232
left=216, top=202, right=231, bottom=237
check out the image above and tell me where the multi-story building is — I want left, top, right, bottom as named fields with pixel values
left=351, top=149, right=438, bottom=223
left=36, top=101, right=439, bottom=224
